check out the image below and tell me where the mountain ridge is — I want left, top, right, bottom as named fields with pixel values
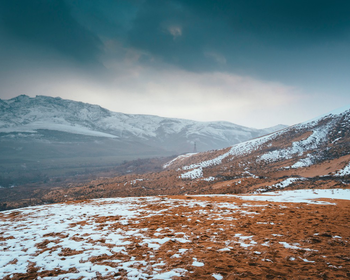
left=0, top=95, right=286, bottom=152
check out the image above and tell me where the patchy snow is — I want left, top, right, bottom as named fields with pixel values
left=243, top=170, right=259, bottom=178
left=279, top=242, right=316, bottom=251
left=212, top=273, right=224, bottom=280
left=0, top=195, right=261, bottom=279
left=334, top=162, right=350, bottom=176
left=131, top=179, right=144, bottom=185
left=238, top=189, right=350, bottom=204
left=259, top=127, right=329, bottom=164
left=202, top=176, right=216, bottom=182
left=0, top=197, right=201, bottom=279
left=153, top=268, right=187, bottom=279
left=0, top=192, right=349, bottom=279
left=234, top=233, right=257, bottom=248
left=192, top=258, right=205, bottom=267
left=254, top=177, right=305, bottom=193
left=2, top=196, right=266, bottom=279
left=180, top=167, right=203, bottom=179
left=163, top=153, right=197, bottom=169
left=290, top=156, right=314, bottom=169
left=180, top=110, right=333, bottom=172
left=300, top=257, right=315, bottom=263
left=182, top=132, right=279, bottom=171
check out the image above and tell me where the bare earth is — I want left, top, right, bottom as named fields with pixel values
left=1, top=192, right=350, bottom=279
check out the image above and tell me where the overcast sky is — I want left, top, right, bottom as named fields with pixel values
left=1, top=0, right=350, bottom=128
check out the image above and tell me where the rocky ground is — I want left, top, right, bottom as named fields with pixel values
left=1, top=190, right=350, bottom=279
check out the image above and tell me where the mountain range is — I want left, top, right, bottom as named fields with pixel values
left=0, top=95, right=285, bottom=181
left=0, top=95, right=285, bottom=152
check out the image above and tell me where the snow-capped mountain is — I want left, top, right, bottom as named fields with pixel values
left=0, top=95, right=285, bottom=153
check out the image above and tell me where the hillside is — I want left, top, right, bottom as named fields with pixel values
left=150, top=104, right=350, bottom=195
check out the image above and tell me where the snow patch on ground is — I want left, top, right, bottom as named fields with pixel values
left=290, top=156, right=314, bottom=169
left=0, top=197, right=198, bottom=279
left=180, top=167, right=203, bottom=179
left=238, top=189, right=350, bottom=204
left=202, top=176, right=216, bottom=182
left=192, top=258, right=205, bottom=267
left=334, top=162, right=350, bottom=176
left=163, top=153, right=197, bottom=169
left=243, top=170, right=259, bottom=179
left=234, top=234, right=257, bottom=248
left=259, top=127, right=329, bottom=164
left=254, top=177, right=305, bottom=193
left=212, top=273, right=224, bottom=280
left=182, top=132, right=279, bottom=171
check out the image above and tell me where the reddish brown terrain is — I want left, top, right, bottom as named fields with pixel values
left=1, top=194, right=350, bottom=279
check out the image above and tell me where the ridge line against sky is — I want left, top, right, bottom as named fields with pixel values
left=0, top=0, right=350, bottom=128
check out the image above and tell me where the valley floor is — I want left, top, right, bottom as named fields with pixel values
left=1, top=190, right=350, bottom=279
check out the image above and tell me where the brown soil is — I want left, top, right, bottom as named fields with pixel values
left=1, top=196, right=350, bottom=279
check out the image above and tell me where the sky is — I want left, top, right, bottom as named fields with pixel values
left=0, top=0, right=350, bottom=128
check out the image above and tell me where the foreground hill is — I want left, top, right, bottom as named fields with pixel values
left=1, top=191, right=350, bottom=279
left=0, top=95, right=285, bottom=185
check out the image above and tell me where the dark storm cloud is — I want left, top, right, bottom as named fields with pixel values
left=0, top=0, right=101, bottom=64
left=126, top=0, right=350, bottom=76
left=183, top=0, right=350, bottom=42
left=1, top=0, right=349, bottom=73
left=1, top=0, right=350, bottom=96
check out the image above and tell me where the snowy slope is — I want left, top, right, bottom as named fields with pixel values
left=151, top=104, right=350, bottom=194
left=0, top=95, right=286, bottom=153
left=172, top=104, right=350, bottom=171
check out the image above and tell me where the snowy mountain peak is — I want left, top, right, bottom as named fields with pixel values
left=0, top=95, right=286, bottom=153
